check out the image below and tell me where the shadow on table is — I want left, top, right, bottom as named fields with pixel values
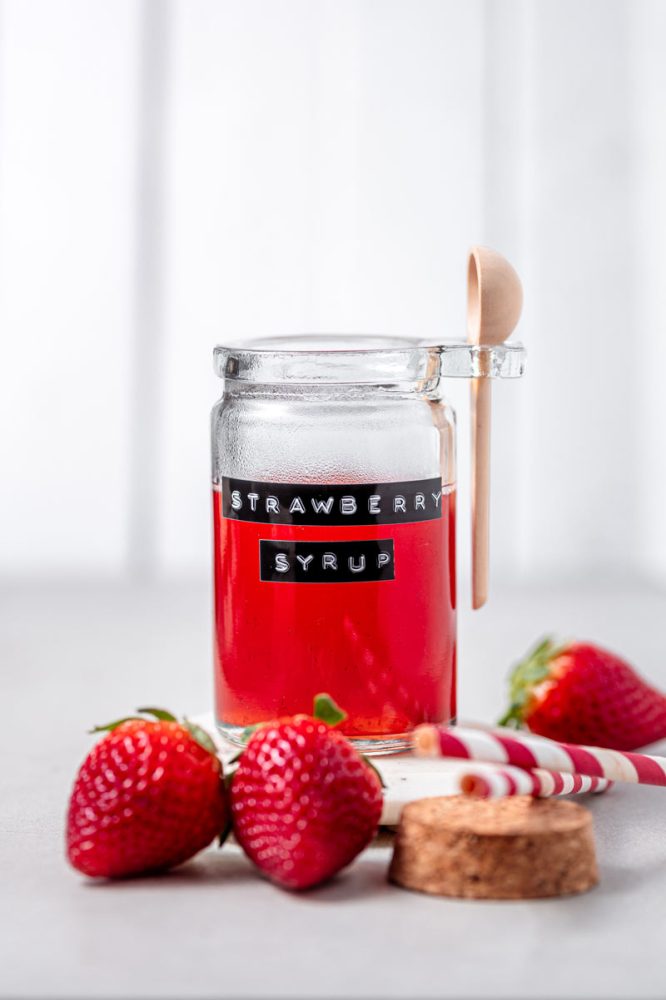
left=81, top=842, right=397, bottom=903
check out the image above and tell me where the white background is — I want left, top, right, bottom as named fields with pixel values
left=2, top=0, right=665, bottom=591
left=3, top=12, right=666, bottom=996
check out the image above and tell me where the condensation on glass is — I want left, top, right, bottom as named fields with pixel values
left=211, top=335, right=525, bottom=753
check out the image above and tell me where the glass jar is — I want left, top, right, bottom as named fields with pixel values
left=211, top=335, right=524, bottom=753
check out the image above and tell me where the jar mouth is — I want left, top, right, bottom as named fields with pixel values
left=214, top=334, right=525, bottom=386
left=231, top=334, right=418, bottom=353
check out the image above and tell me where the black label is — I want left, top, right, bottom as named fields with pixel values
left=260, top=539, right=395, bottom=583
left=223, top=477, right=443, bottom=525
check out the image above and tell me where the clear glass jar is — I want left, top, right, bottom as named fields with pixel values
left=211, top=335, right=524, bottom=753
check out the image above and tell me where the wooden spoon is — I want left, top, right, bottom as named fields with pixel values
left=467, top=247, right=522, bottom=609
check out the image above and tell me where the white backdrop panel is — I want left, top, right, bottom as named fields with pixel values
left=1, top=0, right=664, bottom=587
left=0, top=0, right=138, bottom=573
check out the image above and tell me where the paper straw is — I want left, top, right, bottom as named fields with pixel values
left=413, top=724, right=666, bottom=787
left=458, top=763, right=611, bottom=800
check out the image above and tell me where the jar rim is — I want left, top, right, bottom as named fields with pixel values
left=214, top=334, right=525, bottom=385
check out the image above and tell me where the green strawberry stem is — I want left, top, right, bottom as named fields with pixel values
left=236, top=693, right=348, bottom=748
left=183, top=718, right=218, bottom=755
left=89, top=716, right=144, bottom=734
left=89, top=708, right=219, bottom=759
left=136, top=707, right=178, bottom=722
left=312, top=693, right=347, bottom=727
left=498, top=637, right=567, bottom=728
left=90, top=707, right=178, bottom=734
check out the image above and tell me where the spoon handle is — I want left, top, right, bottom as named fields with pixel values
left=471, top=377, right=491, bottom=609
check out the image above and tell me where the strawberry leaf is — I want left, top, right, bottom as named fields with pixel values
left=239, top=724, right=262, bottom=743
left=136, top=707, right=178, bottom=722
left=218, top=793, right=234, bottom=847
left=183, top=718, right=218, bottom=755
left=312, top=693, right=347, bottom=727
left=89, top=716, right=143, bottom=734
left=218, top=822, right=233, bottom=848
left=498, top=636, right=568, bottom=727
left=362, top=755, right=386, bottom=790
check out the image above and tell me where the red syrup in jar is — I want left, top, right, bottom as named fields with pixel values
left=212, top=485, right=456, bottom=740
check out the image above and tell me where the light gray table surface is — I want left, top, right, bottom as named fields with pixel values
left=2, top=579, right=666, bottom=999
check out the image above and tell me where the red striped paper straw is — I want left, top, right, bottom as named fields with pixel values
left=413, top=723, right=666, bottom=787
left=458, top=763, right=611, bottom=800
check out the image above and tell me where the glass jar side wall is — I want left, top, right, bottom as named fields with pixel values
left=211, top=383, right=457, bottom=753
left=211, top=383, right=456, bottom=487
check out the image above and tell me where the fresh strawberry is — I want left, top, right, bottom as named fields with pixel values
left=230, top=694, right=383, bottom=890
left=66, top=709, right=227, bottom=878
left=500, top=638, right=666, bottom=750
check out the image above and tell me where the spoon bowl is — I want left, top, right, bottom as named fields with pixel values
left=467, top=246, right=523, bottom=346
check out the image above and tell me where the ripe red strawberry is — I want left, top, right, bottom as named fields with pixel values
left=230, top=695, right=383, bottom=890
left=66, top=710, right=227, bottom=878
left=500, top=638, right=666, bottom=750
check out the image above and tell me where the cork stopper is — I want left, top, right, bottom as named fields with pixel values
left=389, top=795, right=599, bottom=899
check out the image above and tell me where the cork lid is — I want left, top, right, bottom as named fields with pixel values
left=402, top=795, right=592, bottom=836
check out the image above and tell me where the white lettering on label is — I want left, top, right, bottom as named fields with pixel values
left=275, top=553, right=290, bottom=573
left=228, top=480, right=445, bottom=524
left=322, top=553, right=338, bottom=570
left=349, top=555, right=366, bottom=573
left=377, top=552, right=391, bottom=568
left=311, top=497, right=335, bottom=515
left=296, top=555, right=314, bottom=571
